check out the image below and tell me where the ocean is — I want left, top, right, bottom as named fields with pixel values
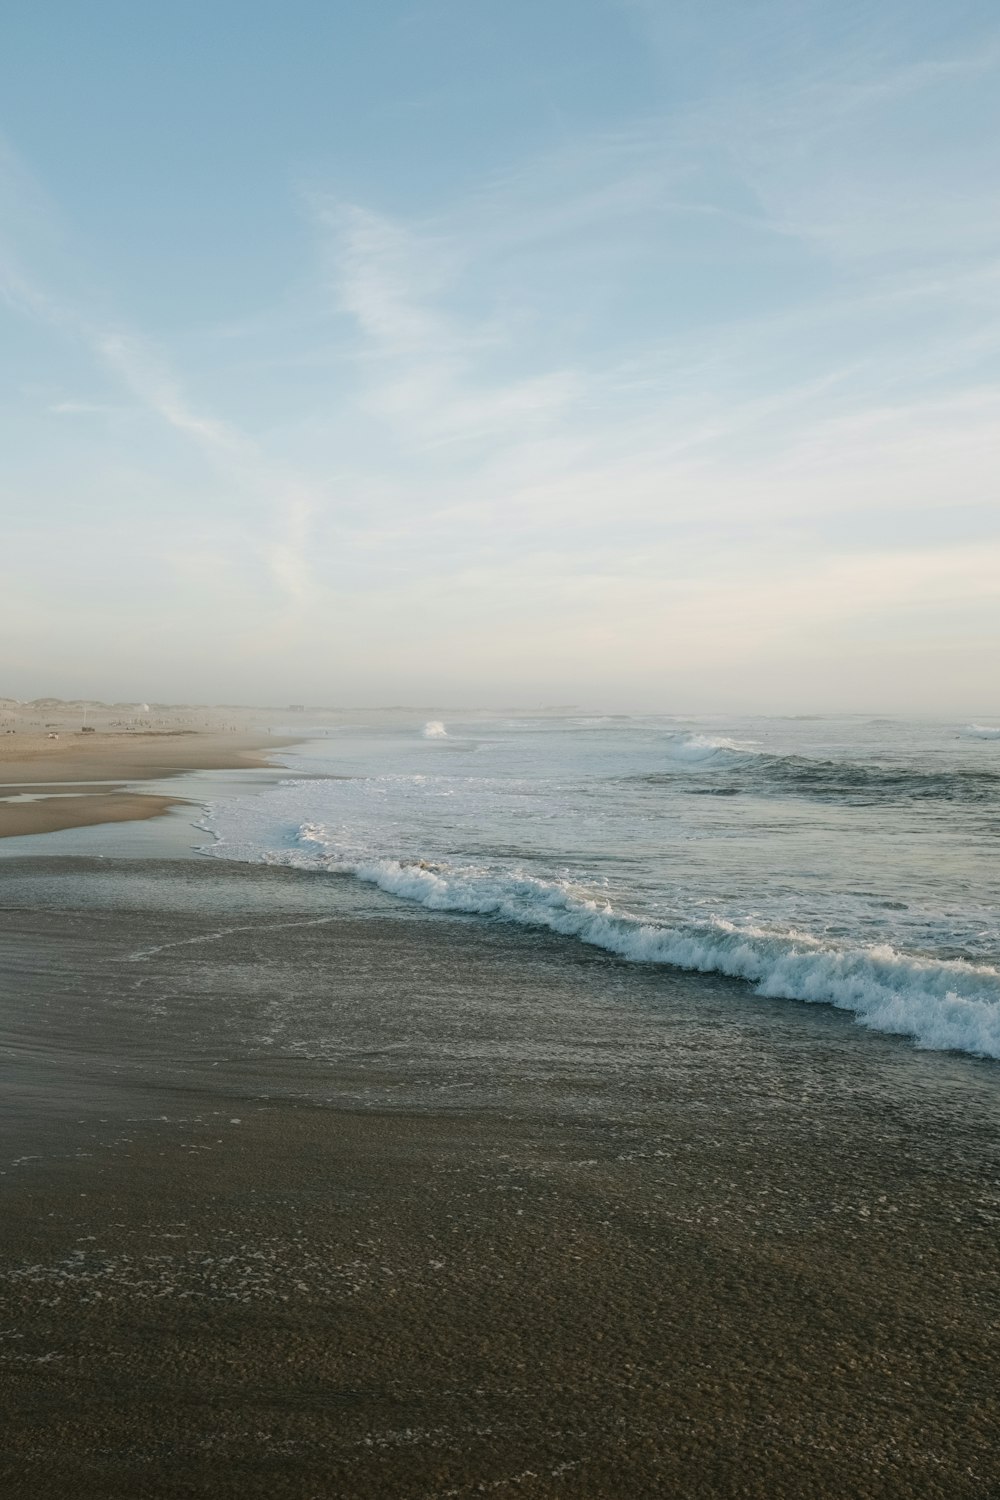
left=201, top=713, right=1000, bottom=1061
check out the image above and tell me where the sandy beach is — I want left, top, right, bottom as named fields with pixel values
left=0, top=703, right=296, bottom=839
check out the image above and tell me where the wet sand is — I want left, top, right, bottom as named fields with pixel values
left=0, top=790, right=180, bottom=839
left=1, top=855, right=998, bottom=1498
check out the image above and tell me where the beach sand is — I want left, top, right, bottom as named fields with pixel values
left=0, top=712, right=295, bottom=839
left=1, top=849, right=997, bottom=1499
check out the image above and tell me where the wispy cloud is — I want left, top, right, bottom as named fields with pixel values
left=48, top=398, right=123, bottom=416
left=315, top=196, right=582, bottom=453
left=96, top=333, right=251, bottom=456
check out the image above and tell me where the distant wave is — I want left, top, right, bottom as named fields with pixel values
left=422, top=721, right=448, bottom=739
left=212, top=824, right=1000, bottom=1060
left=661, top=732, right=758, bottom=763
left=963, top=724, right=1000, bottom=740
left=644, top=734, right=1000, bottom=804
left=758, top=758, right=1000, bottom=803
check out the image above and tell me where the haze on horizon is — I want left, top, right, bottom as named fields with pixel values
left=2, top=1, right=999, bottom=715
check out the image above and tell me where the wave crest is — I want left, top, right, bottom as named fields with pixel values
left=265, top=825, right=1000, bottom=1059
left=662, top=732, right=757, bottom=764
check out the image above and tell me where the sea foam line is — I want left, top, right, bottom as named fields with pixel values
left=207, top=820, right=1000, bottom=1060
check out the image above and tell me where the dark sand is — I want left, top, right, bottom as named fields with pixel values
left=1, top=857, right=998, bottom=1499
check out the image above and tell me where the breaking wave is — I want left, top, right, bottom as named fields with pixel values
left=216, top=823, right=1000, bottom=1060
left=422, top=721, right=448, bottom=739
left=963, top=724, right=1000, bottom=740
left=661, top=732, right=758, bottom=763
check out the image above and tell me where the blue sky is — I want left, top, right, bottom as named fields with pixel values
left=2, top=0, right=999, bottom=709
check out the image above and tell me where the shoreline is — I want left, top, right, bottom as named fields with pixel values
left=0, top=729, right=298, bottom=840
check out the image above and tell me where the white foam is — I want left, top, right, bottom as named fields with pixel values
left=662, top=732, right=757, bottom=764
left=422, top=721, right=448, bottom=738
left=963, top=724, right=1000, bottom=740
left=207, top=820, right=1000, bottom=1060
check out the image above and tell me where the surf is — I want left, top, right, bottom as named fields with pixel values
left=202, top=819, right=1000, bottom=1061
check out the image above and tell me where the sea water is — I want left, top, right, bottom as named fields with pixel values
left=201, top=714, right=1000, bottom=1059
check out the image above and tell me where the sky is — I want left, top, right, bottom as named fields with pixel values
left=1, top=0, right=999, bottom=711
